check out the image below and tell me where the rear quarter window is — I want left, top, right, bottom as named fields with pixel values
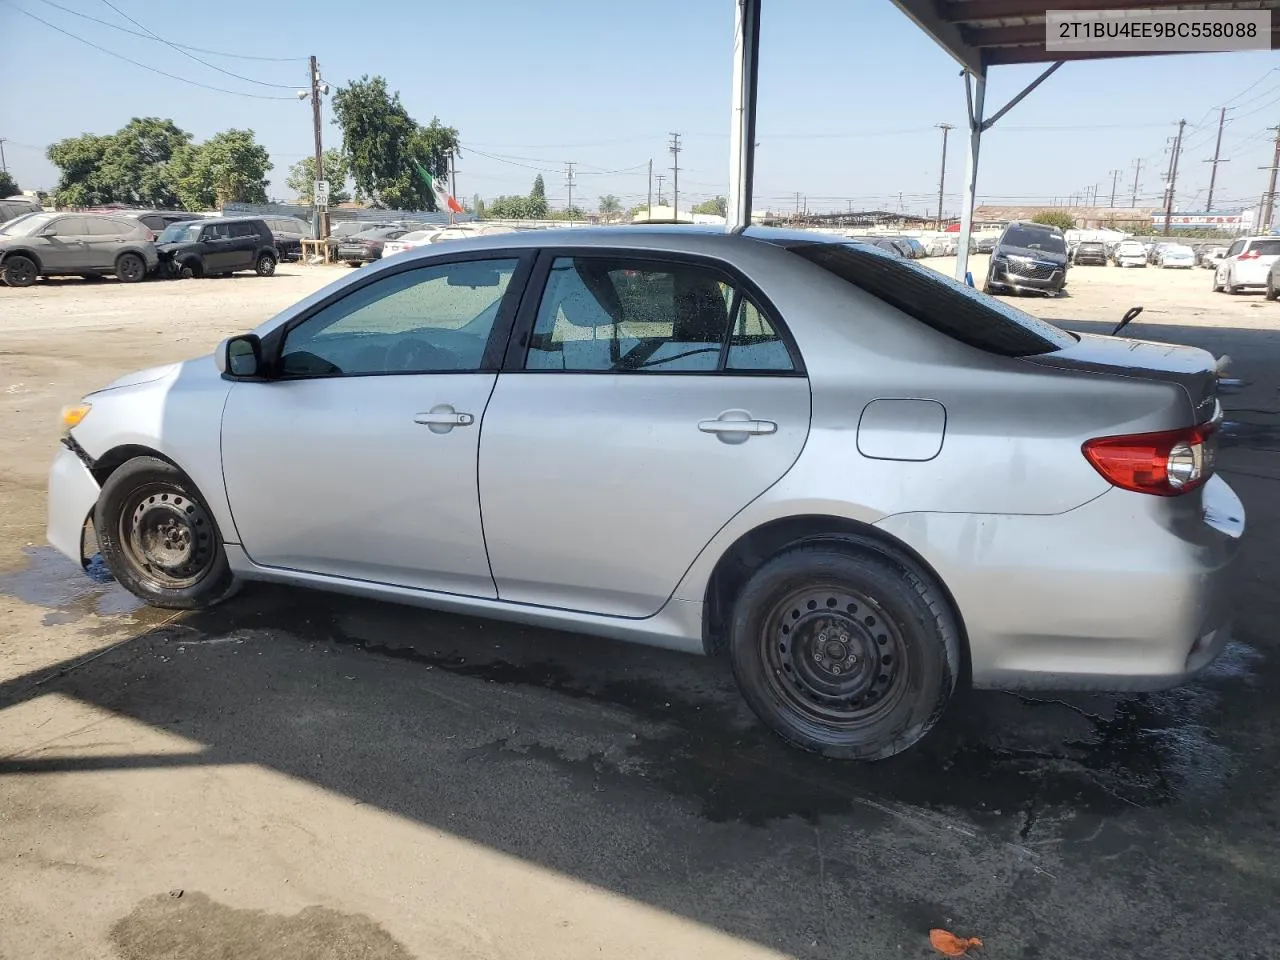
left=787, top=242, right=1074, bottom=357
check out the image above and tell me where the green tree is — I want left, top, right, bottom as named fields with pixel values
left=0, top=171, right=20, bottom=197
left=286, top=149, right=351, bottom=204
left=530, top=174, right=545, bottom=201
left=598, top=194, right=622, bottom=219
left=1031, top=210, right=1075, bottom=231
left=169, top=129, right=271, bottom=209
left=692, top=195, right=728, bottom=217
left=547, top=206, right=585, bottom=221
left=48, top=118, right=191, bottom=207
left=486, top=194, right=548, bottom=219
left=331, top=75, right=459, bottom=210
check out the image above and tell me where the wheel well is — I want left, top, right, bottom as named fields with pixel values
left=89, top=444, right=180, bottom=487
left=115, top=249, right=143, bottom=265
left=1, top=248, right=43, bottom=271
left=700, top=515, right=970, bottom=681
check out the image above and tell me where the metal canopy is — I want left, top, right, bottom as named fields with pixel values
left=892, top=0, right=1280, bottom=69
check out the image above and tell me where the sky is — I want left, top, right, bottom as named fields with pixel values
left=0, top=0, right=1277, bottom=217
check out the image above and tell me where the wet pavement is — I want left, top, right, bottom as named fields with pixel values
left=2, top=318, right=1279, bottom=959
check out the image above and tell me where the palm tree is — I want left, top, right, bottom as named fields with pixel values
left=598, top=194, right=622, bottom=222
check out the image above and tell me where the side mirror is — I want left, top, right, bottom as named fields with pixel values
left=215, top=334, right=264, bottom=378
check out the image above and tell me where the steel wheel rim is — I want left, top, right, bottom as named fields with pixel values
left=118, top=483, right=215, bottom=591
left=761, top=583, right=909, bottom=727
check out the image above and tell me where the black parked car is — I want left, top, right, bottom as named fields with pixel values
left=983, top=221, right=1069, bottom=296
left=335, top=226, right=410, bottom=266
left=1071, top=240, right=1108, bottom=266
left=263, top=216, right=312, bottom=262
left=156, top=217, right=279, bottom=279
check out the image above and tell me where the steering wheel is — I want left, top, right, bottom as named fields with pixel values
left=385, top=337, right=457, bottom=372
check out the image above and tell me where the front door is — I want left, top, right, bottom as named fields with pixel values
left=38, top=216, right=93, bottom=272
left=220, top=254, right=529, bottom=596
left=200, top=222, right=236, bottom=272
left=479, top=253, right=811, bottom=618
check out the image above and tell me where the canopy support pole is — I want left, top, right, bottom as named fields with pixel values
left=727, top=0, right=761, bottom=234
left=955, top=69, right=986, bottom=282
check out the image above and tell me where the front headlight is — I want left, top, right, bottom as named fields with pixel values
left=61, top=403, right=91, bottom=434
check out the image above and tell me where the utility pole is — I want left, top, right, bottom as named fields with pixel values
left=1259, top=126, right=1280, bottom=234
left=647, top=159, right=653, bottom=218
left=794, top=191, right=802, bottom=219
left=564, top=162, right=576, bottom=221
left=655, top=174, right=666, bottom=206
left=1108, top=169, right=1122, bottom=207
left=0, top=139, right=7, bottom=174
left=448, top=150, right=458, bottom=225
left=935, top=123, right=953, bottom=230
left=1162, top=119, right=1186, bottom=236
left=669, top=132, right=682, bottom=220
left=1204, top=107, right=1229, bottom=212
left=1130, top=158, right=1143, bottom=207
left=308, top=55, right=327, bottom=239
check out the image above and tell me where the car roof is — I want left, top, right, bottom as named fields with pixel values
left=196, top=216, right=267, bottom=225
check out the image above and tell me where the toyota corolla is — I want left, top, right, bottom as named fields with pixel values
left=46, top=227, right=1244, bottom=760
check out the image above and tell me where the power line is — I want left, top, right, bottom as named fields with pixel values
left=32, top=0, right=307, bottom=61
left=3, top=2, right=298, bottom=99
left=96, top=0, right=297, bottom=87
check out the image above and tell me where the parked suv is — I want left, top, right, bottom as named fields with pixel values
left=260, top=216, right=312, bottom=262
left=0, top=196, right=43, bottom=226
left=1212, top=236, right=1280, bottom=294
left=156, top=217, right=279, bottom=279
left=1070, top=241, right=1107, bottom=266
left=0, top=212, right=157, bottom=286
left=983, top=221, right=1068, bottom=296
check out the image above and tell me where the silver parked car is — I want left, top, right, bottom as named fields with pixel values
left=46, top=227, right=1244, bottom=759
left=0, top=212, right=158, bottom=286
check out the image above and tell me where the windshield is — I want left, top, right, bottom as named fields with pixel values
left=159, top=222, right=202, bottom=243
left=1001, top=226, right=1066, bottom=254
left=0, top=213, right=54, bottom=237
left=788, top=242, right=1074, bottom=357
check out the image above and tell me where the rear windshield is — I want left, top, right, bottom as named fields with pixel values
left=787, top=242, right=1074, bottom=357
left=1001, top=226, right=1066, bottom=254
left=1247, top=239, right=1280, bottom=256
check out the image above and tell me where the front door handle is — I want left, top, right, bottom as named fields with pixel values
left=414, top=404, right=474, bottom=434
left=698, top=409, right=778, bottom=444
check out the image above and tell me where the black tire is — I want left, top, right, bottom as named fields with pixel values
left=728, top=542, right=960, bottom=760
left=95, top=456, right=237, bottom=610
left=115, top=252, right=146, bottom=283
left=178, top=262, right=198, bottom=280
left=255, top=252, right=277, bottom=277
left=1266, top=279, right=1278, bottom=301
left=1226, top=279, right=1239, bottom=295
left=2, top=254, right=39, bottom=287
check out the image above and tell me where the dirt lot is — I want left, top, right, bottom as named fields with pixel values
left=1, top=257, right=1279, bottom=960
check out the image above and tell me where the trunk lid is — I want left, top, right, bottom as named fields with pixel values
left=1024, top=331, right=1222, bottom=425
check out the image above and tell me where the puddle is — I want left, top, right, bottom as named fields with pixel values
left=111, top=891, right=413, bottom=960
left=0, top=545, right=145, bottom=624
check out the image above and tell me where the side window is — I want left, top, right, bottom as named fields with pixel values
left=229, top=222, right=258, bottom=238
left=87, top=217, right=130, bottom=236
left=202, top=223, right=230, bottom=241
left=725, top=297, right=795, bottom=371
left=48, top=217, right=86, bottom=236
left=525, top=257, right=737, bottom=373
left=279, top=258, right=519, bottom=377
left=1226, top=240, right=1245, bottom=258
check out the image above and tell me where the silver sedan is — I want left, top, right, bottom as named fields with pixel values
left=46, top=227, right=1244, bottom=759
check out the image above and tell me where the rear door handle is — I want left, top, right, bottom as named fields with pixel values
left=698, top=410, right=778, bottom=444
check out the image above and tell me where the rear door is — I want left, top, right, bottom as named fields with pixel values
left=228, top=221, right=261, bottom=269
left=82, top=216, right=134, bottom=269
left=477, top=250, right=811, bottom=618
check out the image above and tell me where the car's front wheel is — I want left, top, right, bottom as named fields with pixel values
left=728, top=542, right=960, bottom=760
left=1267, top=277, right=1278, bottom=301
left=95, top=456, right=237, bottom=610
left=255, top=252, right=277, bottom=276
left=2, top=254, right=39, bottom=287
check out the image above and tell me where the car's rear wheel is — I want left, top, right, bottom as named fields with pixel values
left=255, top=252, right=277, bottom=277
left=115, top=252, right=146, bottom=283
left=728, top=543, right=960, bottom=760
left=95, top=456, right=237, bottom=610
left=2, top=255, right=39, bottom=287
left=1226, top=276, right=1240, bottom=294
left=1266, top=278, right=1278, bottom=301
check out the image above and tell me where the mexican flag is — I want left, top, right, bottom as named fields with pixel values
left=415, top=162, right=463, bottom=214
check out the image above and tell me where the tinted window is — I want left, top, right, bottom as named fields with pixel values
left=48, top=217, right=90, bottom=236
left=85, top=217, right=132, bottom=236
left=787, top=242, right=1073, bottom=357
left=526, top=258, right=739, bottom=373
left=1001, top=226, right=1065, bottom=254
left=1226, top=240, right=1245, bottom=257
left=1246, top=239, right=1280, bottom=256
left=229, top=221, right=259, bottom=238
left=280, top=258, right=519, bottom=377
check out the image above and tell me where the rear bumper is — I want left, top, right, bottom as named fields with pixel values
left=46, top=444, right=102, bottom=566
left=875, top=475, right=1245, bottom=691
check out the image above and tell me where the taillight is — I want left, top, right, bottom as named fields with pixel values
left=1238, top=250, right=1259, bottom=260
left=1082, top=423, right=1216, bottom=496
